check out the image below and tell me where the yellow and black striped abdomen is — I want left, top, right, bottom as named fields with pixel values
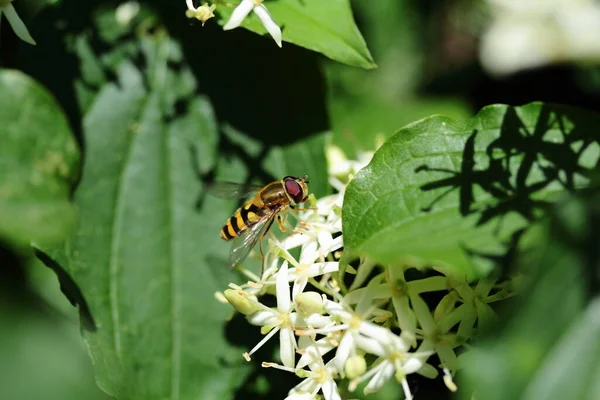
left=220, top=202, right=263, bottom=240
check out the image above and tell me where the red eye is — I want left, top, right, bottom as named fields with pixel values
left=284, top=179, right=304, bottom=203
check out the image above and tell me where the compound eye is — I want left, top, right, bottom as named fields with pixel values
left=284, top=178, right=304, bottom=204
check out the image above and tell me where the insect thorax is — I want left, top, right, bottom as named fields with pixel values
left=259, top=181, right=289, bottom=208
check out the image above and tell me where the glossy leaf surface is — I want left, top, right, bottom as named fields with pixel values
left=216, top=0, right=375, bottom=69
left=343, top=103, right=600, bottom=277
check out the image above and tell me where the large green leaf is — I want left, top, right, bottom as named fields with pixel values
left=216, top=0, right=375, bottom=69
left=33, top=8, right=329, bottom=399
left=0, top=70, right=79, bottom=247
left=343, top=103, right=600, bottom=278
left=458, top=188, right=600, bottom=400
left=57, top=58, right=248, bottom=399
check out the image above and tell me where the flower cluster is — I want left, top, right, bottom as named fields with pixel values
left=186, top=0, right=282, bottom=47
left=218, top=146, right=519, bottom=399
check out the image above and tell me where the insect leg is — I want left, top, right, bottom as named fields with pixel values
left=290, top=204, right=318, bottom=212
left=277, top=215, right=287, bottom=233
left=259, top=218, right=276, bottom=275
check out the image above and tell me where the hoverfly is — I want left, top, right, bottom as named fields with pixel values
left=216, top=175, right=310, bottom=269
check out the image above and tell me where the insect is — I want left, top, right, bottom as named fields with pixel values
left=217, top=175, right=310, bottom=269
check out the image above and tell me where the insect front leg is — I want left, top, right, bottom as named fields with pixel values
left=290, top=204, right=318, bottom=212
left=277, top=215, right=287, bottom=233
left=259, top=218, right=276, bottom=275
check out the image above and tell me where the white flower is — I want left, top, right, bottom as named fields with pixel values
left=296, top=334, right=339, bottom=370
left=351, top=333, right=433, bottom=399
left=185, top=0, right=216, bottom=26
left=297, top=292, right=401, bottom=377
left=0, top=0, right=35, bottom=45
left=223, top=0, right=282, bottom=48
left=244, top=261, right=298, bottom=367
left=327, top=144, right=375, bottom=182
left=288, top=349, right=341, bottom=400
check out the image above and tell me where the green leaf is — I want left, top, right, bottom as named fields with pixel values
left=458, top=188, right=600, bottom=400
left=47, top=29, right=329, bottom=400
left=0, top=70, right=79, bottom=247
left=58, top=61, right=245, bottom=399
left=216, top=0, right=375, bottom=69
left=343, top=102, right=600, bottom=278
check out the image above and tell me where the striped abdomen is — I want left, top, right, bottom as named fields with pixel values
left=220, top=201, right=263, bottom=240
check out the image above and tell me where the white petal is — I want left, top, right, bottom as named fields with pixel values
left=324, top=235, right=343, bottom=254
left=354, top=334, right=387, bottom=358
left=223, top=0, right=253, bottom=30
left=358, top=321, right=396, bottom=345
left=276, top=262, right=292, bottom=312
left=299, top=241, right=319, bottom=264
left=281, top=233, right=312, bottom=250
left=247, top=310, right=278, bottom=326
left=364, top=361, right=395, bottom=394
left=280, top=327, right=297, bottom=368
left=307, top=262, right=340, bottom=277
left=289, top=262, right=339, bottom=281
left=334, top=333, right=353, bottom=372
left=317, top=231, right=334, bottom=253
left=253, top=4, right=282, bottom=47
left=321, top=379, right=341, bottom=400
left=304, top=314, right=334, bottom=328
left=185, top=0, right=195, bottom=11
left=323, top=299, right=350, bottom=319
left=292, top=276, right=308, bottom=299
left=290, top=377, right=319, bottom=396
left=284, top=393, right=316, bottom=400
left=390, top=333, right=411, bottom=352
left=3, top=4, right=36, bottom=45
left=297, top=338, right=336, bottom=369
left=403, top=356, right=427, bottom=374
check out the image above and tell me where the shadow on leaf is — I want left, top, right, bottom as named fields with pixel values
left=416, top=104, right=600, bottom=273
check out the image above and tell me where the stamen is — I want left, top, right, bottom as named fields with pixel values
left=443, top=368, right=458, bottom=392
left=401, top=378, right=413, bottom=400
left=296, top=323, right=349, bottom=336
left=248, top=326, right=280, bottom=357
left=261, top=362, right=297, bottom=373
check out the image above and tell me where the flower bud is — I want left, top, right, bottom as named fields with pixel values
left=223, top=289, right=259, bottom=316
left=344, top=355, right=367, bottom=379
left=185, top=3, right=216, bottom=26
left=295, top=291, right=324, bottom=317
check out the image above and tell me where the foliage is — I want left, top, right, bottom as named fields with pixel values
left=343, top=103, right=600, bottom=279
left=459, top=182, right=600, bottom=400
left=1, top=0, right=600, bottom=400
left=0, top=70, right=79, bottom=247
left=215, top=0, right=375, bottom=69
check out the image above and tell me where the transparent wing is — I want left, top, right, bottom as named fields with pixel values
left=208, top=181, right=263, bottom=199
left=227, top=210, right=276, bottom=269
